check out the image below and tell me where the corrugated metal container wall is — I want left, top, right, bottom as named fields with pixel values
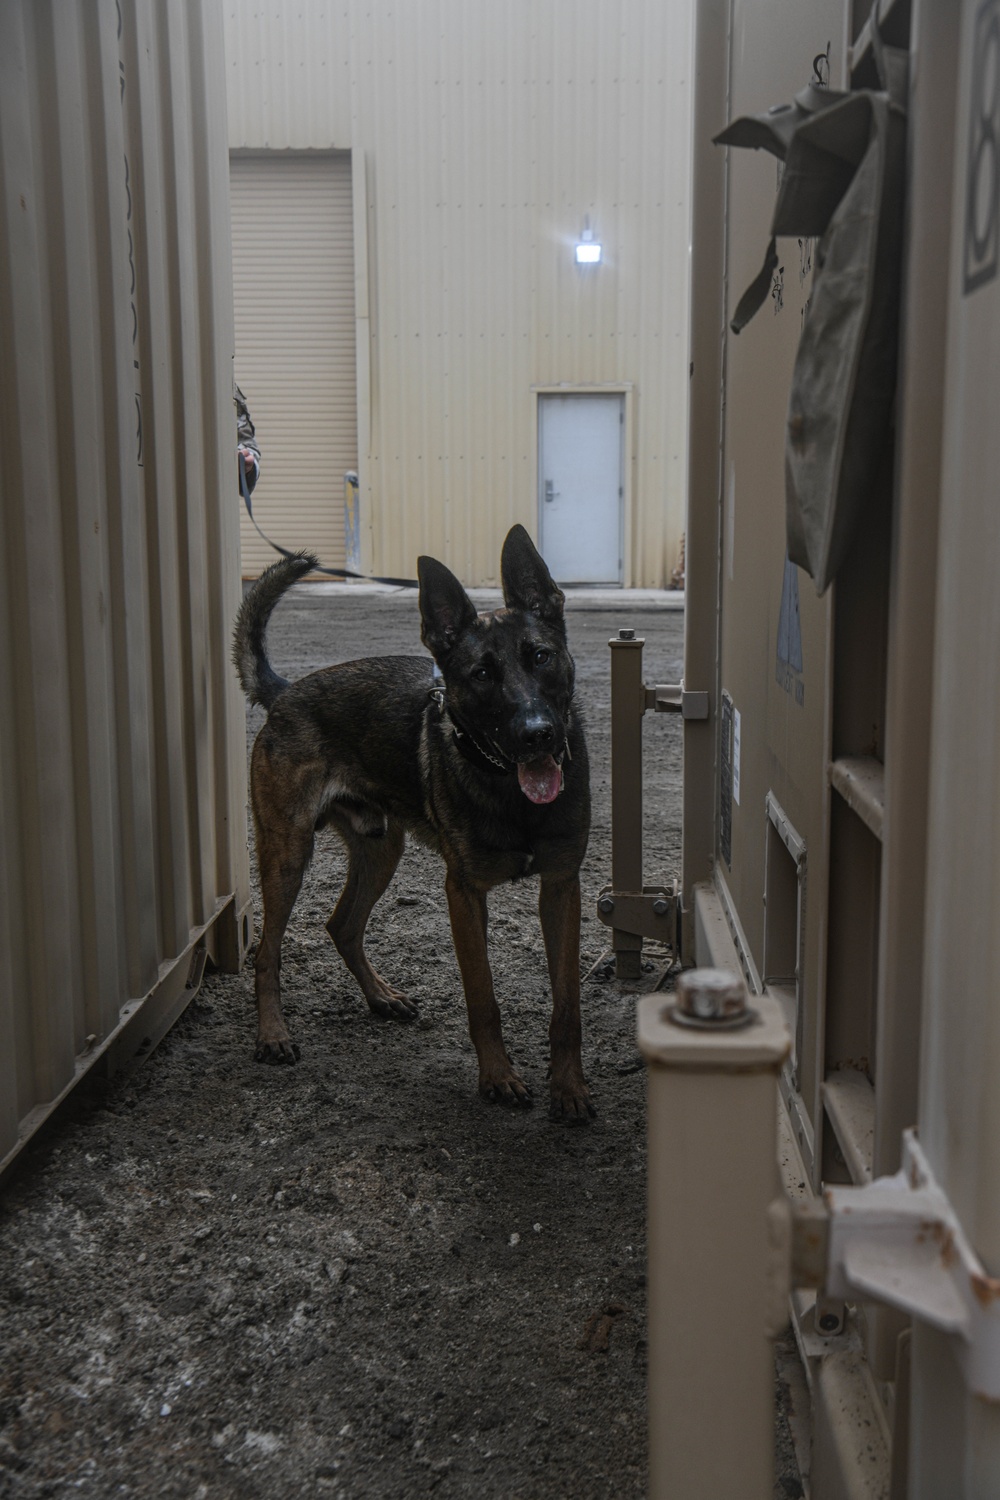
left=0, top=0, right=251, bottom=1174
left=223, top=0, right=692, bottom=587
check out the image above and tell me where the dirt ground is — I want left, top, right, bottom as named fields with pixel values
left=0, top=584, right=801, bottom=1499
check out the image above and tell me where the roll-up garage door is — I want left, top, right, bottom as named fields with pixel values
left=231, top=153, right=357, bottom=578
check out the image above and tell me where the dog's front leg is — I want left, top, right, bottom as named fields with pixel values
left=445, top=870, right=532, bottom=1106
left=539, top=873, right=595, bottom=1121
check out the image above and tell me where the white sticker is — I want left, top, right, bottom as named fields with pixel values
left=733, top=709, right=741, bottom=806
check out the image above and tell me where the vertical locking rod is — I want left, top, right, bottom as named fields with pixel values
left=609, top=630, right=646, bottom=979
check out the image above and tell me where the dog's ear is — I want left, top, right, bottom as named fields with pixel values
left=418, top=554, right=479, bottom=661
left=500, top=525, right=565, bottom=628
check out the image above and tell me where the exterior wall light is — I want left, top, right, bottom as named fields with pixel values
left=575, top=218, right=602, bottom=264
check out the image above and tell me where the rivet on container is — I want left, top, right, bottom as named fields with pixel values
left=666, top=967, right=758, bottom=1031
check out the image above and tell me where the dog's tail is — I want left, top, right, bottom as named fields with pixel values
left=232, top=553, right=317, bottom=711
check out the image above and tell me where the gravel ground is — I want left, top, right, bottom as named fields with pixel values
left=0, top=584, right=801, bottom=1499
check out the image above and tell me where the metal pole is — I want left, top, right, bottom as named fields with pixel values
left=344, top=470, right=361, bottom=574
left=641, top=971, right=791, bottom=1499
left=681, top=0, right=730, bottom=959
left=609, top=631, right=645, bottom=979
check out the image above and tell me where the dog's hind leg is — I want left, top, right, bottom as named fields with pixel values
left=253, top=815, right=315, bottom=1064
left=325, top=820, right=417, bottom=1020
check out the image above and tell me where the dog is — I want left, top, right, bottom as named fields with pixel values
left=232, top=525, right=593, bottom=1120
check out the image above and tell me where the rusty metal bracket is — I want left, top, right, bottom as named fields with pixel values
left=596, top=881, right=680, bottom=952
left=785, top=1129, right=1000, bottom=1400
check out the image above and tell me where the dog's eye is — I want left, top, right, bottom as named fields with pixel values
left=533, top=649, right=550, bottom=667
left=473, top=666, right=490, bottom=682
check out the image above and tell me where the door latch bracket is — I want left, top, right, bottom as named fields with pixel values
left=596, top=881, right=681, bottom=950
left=645, top=682, right=710, bottom=720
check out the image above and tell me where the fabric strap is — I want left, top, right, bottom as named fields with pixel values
left=239, top=455, right=418, bottom=588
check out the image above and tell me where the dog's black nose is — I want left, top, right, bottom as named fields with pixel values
left=517, top=717, right=556, bottom=753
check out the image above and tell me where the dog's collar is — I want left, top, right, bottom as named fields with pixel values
left=427, top=666, right=511, bottom=774
left=429, top=661, right=446, bottom=712
left=450, top=722, right=515, bottom=776
left=428, top=663, right=573, bottom=779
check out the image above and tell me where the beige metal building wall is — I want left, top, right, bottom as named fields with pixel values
left=224, top=3, right=352, bottom=149
left=0, top=0, right=251, bottom=1174
left=232, top=153, right=357, bottom=576
left=223, top=0, right=692, bottom=587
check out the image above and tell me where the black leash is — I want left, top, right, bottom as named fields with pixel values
left=239, top=456, right=418, bottom=588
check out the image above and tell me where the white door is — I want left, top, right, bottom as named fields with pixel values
left=538, top=393, right=624, bottom=585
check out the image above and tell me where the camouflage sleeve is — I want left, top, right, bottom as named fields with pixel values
left=234, top=383, right=261, bottom=468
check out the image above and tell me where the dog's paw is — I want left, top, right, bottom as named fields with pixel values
left=254, top=1038, right=301, bottom=1065
left=548, top=1080, right=596, bottom=1124
left=479, top=1071, right=534, bottom=1108
left=365, top=987, right=419, bottom=1022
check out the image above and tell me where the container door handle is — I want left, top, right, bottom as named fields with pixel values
left=544, top=479, right=559, bottom=503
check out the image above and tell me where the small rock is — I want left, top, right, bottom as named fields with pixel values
left=244, top=1430, right=282, bottom=1455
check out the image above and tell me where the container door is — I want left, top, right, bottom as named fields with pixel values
left=538, top=393, right=624, bottom=585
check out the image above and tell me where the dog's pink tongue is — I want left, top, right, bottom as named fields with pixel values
left=517, top=755, right=562, bottom=804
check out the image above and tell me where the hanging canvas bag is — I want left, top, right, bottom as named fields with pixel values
left=714, top=11, right=908, bottom=594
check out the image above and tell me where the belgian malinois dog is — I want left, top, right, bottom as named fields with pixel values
left=232, top=525, right=593, bottom=1120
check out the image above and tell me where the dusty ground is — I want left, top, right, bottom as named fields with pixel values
left=0, top=584, right=801, bottom=1498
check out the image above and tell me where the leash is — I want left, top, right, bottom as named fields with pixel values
left=239, top=456, right=418, bottom=588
